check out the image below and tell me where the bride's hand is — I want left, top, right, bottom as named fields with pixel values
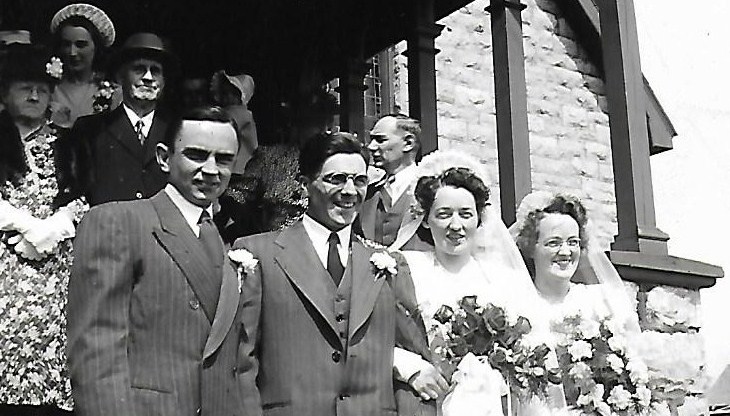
left=407, top=364, right=449, bottom=401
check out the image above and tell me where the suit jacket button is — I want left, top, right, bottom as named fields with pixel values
left=189, top=298, right=200, bottom=309
left=135, top=192, right=143, bottom=199
left=332, top=351, right=341, bottom=363
left=232, top=366, right=237, bottom=375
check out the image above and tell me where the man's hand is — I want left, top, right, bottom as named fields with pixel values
left=408, top=364, right=450, bottom=401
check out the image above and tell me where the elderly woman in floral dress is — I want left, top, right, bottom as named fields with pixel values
left=0, top=45, right=87, bottom=415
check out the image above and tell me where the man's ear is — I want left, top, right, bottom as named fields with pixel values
left=298, top=174, right=310, bottom=197
left=402, top=133, right=416, bottom=153
left=156, top=143, right=171, bottom=173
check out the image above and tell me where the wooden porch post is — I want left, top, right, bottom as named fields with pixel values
left=406, top=0, right=443, bottom=156
left=487, top=0, right=532, bottom=226
left=597, top=0, right=669, bottom=254
left=339, top=57, right=368, bottom=141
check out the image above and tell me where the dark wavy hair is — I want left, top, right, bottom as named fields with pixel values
left=162, top=105, right=239, bottom=153
left=413, top=167, right=491, bottom=245
left=514, top=194, right=589, bottom=277
left=298, top=131, right=369, bottom=179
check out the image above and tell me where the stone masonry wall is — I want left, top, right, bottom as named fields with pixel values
left=390, top=0, right=708, bottom=413
left=394, top=0, right=617, bottom=250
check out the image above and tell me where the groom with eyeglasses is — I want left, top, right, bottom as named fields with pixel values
left=234, top=131, right=416, bottom=416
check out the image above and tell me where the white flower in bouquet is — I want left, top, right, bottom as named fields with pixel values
left=576, top=383, right=604, bottom=407
left=606, top=353, right=625, bottom=373
left=635, top=385, right=652, bottom=407
left=568, top=362, right=593, bottom=381
left=577, top=317, right=600, bottom=339
left=568, top=340, right=593, bottom=361
left=607, top=385, right=632, bottom=410
left=626, top=358, right=650, bottom=385
left=607, top=335, right=626, bottom=354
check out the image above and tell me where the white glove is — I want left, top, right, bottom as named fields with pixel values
left=23, top=210, right=76, bottom=255
left=8, top=234, right=44, bottom=261
left=0, top=200, right=42, bottom=233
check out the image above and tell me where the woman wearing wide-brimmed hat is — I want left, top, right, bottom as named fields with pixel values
left=49, top=3, right=121, bottom=128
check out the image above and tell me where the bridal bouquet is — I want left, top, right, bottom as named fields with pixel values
left=430, top=295, right=562, bottom=399
left=553, top=313, right=661, bottom=415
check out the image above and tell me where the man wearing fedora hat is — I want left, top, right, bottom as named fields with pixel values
left=68, top=32, right=176, bottom=206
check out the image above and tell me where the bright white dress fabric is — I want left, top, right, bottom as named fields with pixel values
left=402, top=251, right=514, bottom=416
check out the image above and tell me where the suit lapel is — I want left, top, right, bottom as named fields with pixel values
left=390, top=184, right=419, bottom=250
left=151, top=192, right=219, bottom=322
left=143, top=113, right=168, bottom=165
left=359, top=191, right=381, bottom=239
left=203, top=259, right=240, bottom=359
left=349, top=239, right=386, bottom=338
left=273, top=223, right=340, bottom=340
left=107, top=107, right=143, bottom=158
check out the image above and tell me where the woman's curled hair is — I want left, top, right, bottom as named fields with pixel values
left=414, top=167, right=490, bottom=245
left=515, top=193, right=589, bottom=277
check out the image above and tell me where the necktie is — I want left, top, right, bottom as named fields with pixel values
left=196, top=210, right=224, bottom=320
left=135, top=120, right=145, bottom=144
left=199, top=211, right=224, bottom=273
left=327, top=232, right=344, bottom=285
left=379, top=174, right=395, bottom=210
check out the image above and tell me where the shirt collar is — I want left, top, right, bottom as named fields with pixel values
left=123, top=104, right=155, bottom=137
left=388, top=163, right=418, bottom=201
left=164, top=184, right=212, bottom=235
left=302, top=214, right=352, bottom=250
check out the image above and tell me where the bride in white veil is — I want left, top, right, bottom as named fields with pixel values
left=390, top=151, right=567, bottom=416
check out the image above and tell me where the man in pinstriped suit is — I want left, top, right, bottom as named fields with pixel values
left=235, top=132, right=415, bottom=416
left=67, top=107, right=261, bottom=416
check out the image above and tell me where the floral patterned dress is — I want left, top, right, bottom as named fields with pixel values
left=0, top=124, right=87, bottom=410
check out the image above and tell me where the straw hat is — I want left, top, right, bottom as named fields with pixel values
left=50, top=3, right=115, bottom=47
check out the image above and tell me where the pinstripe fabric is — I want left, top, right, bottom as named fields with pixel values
left=67, top=191, right=261, bottom=416
left=235, top=221, right=414, bottom=416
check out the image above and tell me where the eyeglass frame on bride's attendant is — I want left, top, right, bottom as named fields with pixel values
left=542, top=237, right=582, bottom=250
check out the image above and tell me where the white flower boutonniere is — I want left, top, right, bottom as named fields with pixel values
left=228, top=248, right=258, bottom=293
left=370, top=252, right=397, bottom=281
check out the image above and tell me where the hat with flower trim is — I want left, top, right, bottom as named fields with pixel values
left=1, top=44, right=63, bottom=86
left=50, top=3, right=116, bottom=47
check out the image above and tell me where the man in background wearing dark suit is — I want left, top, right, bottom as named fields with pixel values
left=67, top=106, right=261, bottom=416
left=69, top=32, right=175, bottom=206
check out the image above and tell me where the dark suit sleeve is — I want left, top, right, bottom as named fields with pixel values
left=233, top=237, right=263, bottom=415
left=67, top=205, right=135, bottom=416
left=64, top=115, right=96, bottom=202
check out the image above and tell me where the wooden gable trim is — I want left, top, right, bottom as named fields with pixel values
left=559, top=0, right=676, bottom=154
